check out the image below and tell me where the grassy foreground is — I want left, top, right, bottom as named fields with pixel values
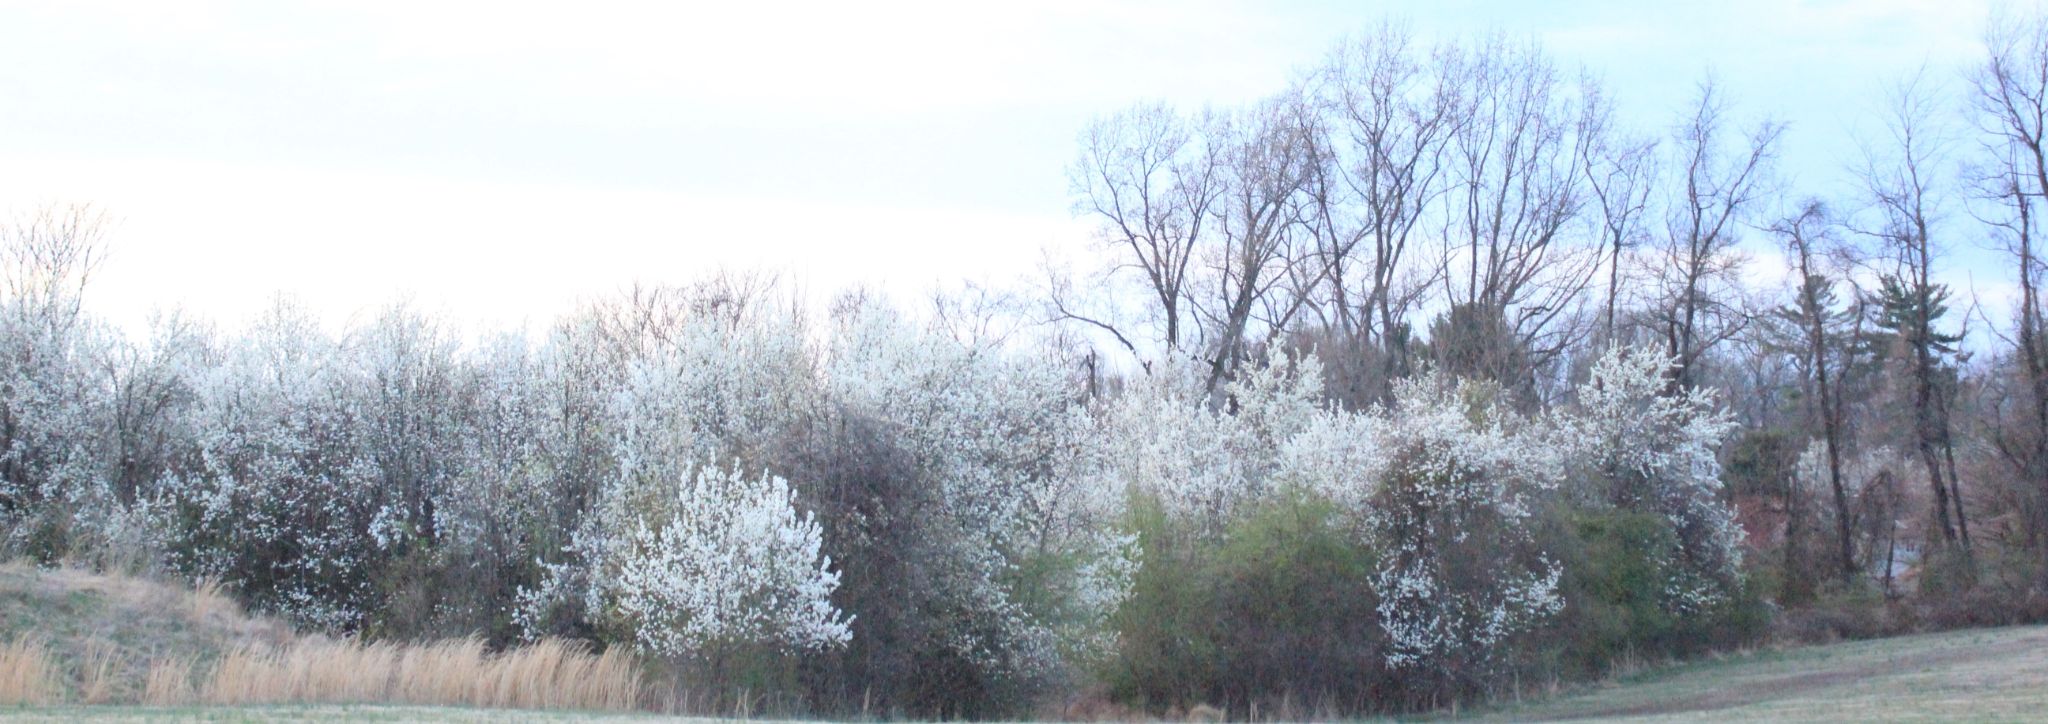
left=11, top=626, right=2048, bottom=721
left=1479, top=624, right=2048, bottom=722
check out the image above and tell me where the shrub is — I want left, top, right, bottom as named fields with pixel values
left=1103, top=488, right=1383, bottom=718
left=569, top=458, right=851, bottom=660
left=1544, top=508, right=1766, bottom=675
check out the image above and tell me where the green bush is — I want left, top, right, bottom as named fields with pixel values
left=1543, top=509, right=1768, bottom=678
left=1104, top=489, right=1385, bottom=717
left=1209, top=488, right=1384, bottom=714
left=1103, top=494, right=1225, bottom=711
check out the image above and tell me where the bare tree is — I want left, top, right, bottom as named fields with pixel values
left=1, top=203, right=110, bottom=336
left=1066, top=103, right=1224, bottom=359
left=1193, top=94, right=1320, bottom=395
left=1301, top=23, right=1460, bottom=399
left=1433, top=35, right=1601, bottom=394
left=1648, top=80, right=1782, bottom=392
left=1974, top=8, right=2048, bottom=581
left=1066, top=93, right=1321, bottom=398
left=1581, top=84, right=1660, bottom=344
left=0, top=203, right=112, bottom=521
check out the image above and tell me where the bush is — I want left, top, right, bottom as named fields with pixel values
left=1538, top=507, right=1770, bottom=679
left=1778, top=583, right=1895, bottom=643
left=1207, top=489, right=1385, bottom=715
left=1102, top=493, right=1226, bottom=712
left=1545, top=509, right=1684, bottom=677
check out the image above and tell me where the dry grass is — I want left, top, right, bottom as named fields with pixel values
left=75, top=638, right=117, bottom=705
left=0, top=562, right=644, bottom=712
left=187, top=577, right=238, bottom=627
left=139, top=656, right=194, bottom=706
left=0, top=638, right=59, bottom=705
left=198, top=636, right=640, bottom=711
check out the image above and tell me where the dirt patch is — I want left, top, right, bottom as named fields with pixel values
left=1531, top=628, right=2048, bottom=720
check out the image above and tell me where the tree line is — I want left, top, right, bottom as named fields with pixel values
left=4, top=13, right=2048, bottom=720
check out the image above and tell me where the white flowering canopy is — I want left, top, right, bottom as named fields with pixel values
left=1095, top=351, right=1324, bottom=528
left=595, top=459, right=851, bottom=657
left=1563, top=346, right=1744, bottom=613
left=1285, top=372, right=1566, bottom=672
left=823, top=302, right=1135, bottom=675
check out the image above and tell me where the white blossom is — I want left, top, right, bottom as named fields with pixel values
left=591, top=458, right=851, bottom=656
left=1562, top=346, right=1744, bottom=612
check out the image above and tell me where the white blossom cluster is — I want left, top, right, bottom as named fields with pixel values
left=590, top=459, right=851, bottom=656
left=1561, top=347, right=1745, bottom=613
left=610, top=308, right=817, bottom=476
left=505, top=298, right=1133, bottom=678
left=157, top=304, right=388, bottom=630
left=1091, top=347, right=1744, bottom=676
left=1276, top=372, right=1566, bottom=673
left=0, top=247, right=1752, bottom=703
left=1091, top=352, right=1570, bottom=675
left=0, top=290, right=127, bottom=560
left=824, top=303, right=1135, bottom=675
left=1093, top=351, right=1323, bottom=529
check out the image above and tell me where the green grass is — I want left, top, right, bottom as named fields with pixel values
left=1477, top=624, right=2048, bottom=721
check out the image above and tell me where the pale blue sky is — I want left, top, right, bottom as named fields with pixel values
left=0, top=0, right=2016, bottom=333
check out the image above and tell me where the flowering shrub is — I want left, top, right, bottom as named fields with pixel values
left=157, top=303, right=382, bottom=631
left=590, top=459, right=851, bottom=657
left=822, top=303, right=1132, bottom=682
left=0, top=296, right=120, bottom=562
left=0, top=232, right=1770, bottom=717
left=1096, top=351, right=1323, bottom=529
left=1562, top=347, right=1743, bottom=614
left=1286, top=373, right=1565, bottom=685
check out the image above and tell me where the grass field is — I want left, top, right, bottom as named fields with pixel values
left=1480, top=624, right=2048, bottom=722
left=9, top=627, right=2047, bottom=721
left=7, top=621, right=2046, bottom=722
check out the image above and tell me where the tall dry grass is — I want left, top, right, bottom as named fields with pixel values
left=0, top=638, right=58, bottom=705
left=76, top=638, right=118, bottom=705
left=187, top=577, right=239, bottom=626
left=0, top=633, right=640, bottom=711
left=140, top=656, right=195, bottom=706
left=199, top=636, right=640, bottom=711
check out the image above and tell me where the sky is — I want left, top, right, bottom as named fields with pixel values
left=0, top=0, right=2022, bottom=337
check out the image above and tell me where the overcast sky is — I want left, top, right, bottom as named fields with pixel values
left=0, top=0, right=2019, bottom=335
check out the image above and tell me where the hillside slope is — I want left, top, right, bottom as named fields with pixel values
left=0, top=563, right=639, bottom=714
left=0, top=562, right=293, bottom=704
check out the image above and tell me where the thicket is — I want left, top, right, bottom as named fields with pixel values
left=15, top=9, right=2048, bottom=720
left=0, top=252, right=1762, bottom=716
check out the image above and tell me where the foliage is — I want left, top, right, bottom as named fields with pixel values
left=1105, top=488, right=1382, bottom=717
left=1349, top=374, right=1566, bottom=696
left=1544, top=508, right=1766, bottom=676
